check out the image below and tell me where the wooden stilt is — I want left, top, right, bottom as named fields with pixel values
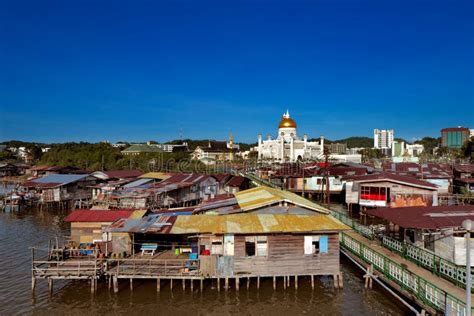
left=108, top=276, right=112, bottom=290
left=236, top=277, right=239, bottom=291
left=338, top=273, right=343, bottom=289
left=130, top=278, right=133, bottom=291
left=311, top=275, right=314, bottom=290
left=191, top=279, right=194, bottom=292
left=200, top=279, right=203, bottom=292
left=273, top=276, right=276, bottom=290
left=113, top=276, right=118, bottom=293
left=157, top=278, right=160, bottom=292
left=217, top=278, right=220, bottom=292
left=257, top=276, right=260, bottom=290
left=182, top=279, right=185, bottom=291
left=170, top=279, right=173, bottom=291
left=225, top=278, right=229, bottom=291
left=283, top=276, right=287, bottom=289
left=295, top=275, right=298, bottom=290
left=48, top=278, right=53, bottom=294
left=31, top=276, right=36, bottom=291
left=247, top=277, right=250, bottom=290
left=287, top=275, right=290, bottom=287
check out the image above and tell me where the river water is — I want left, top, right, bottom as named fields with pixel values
left=0, top=210, right=411, bottom=315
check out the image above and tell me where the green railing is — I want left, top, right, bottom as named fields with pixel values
left=382, top=235, right=474, bottom=290
left=341, top=232, right=471, bottom=316
left=242, top=172, right=282, bottom=190
left=330, top=211, right=375, bottom=240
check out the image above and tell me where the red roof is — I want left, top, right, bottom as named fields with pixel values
left=211, top=174, right=232, bottom=183
left=226, top=176, right=247, bottom=187
left=366, top=205, right=474, bottom=230
left=454, top=165, right=474, bottom=174
left=64, top=209, right=135, bottom=222
left=343, top=172, right=437, bottom=189
left=103, top=170, right=143, bottom=179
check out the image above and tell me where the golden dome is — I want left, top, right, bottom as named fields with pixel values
left=279, top=117, right=297, bottom=128
left=278, top=110, right=297, bottom=128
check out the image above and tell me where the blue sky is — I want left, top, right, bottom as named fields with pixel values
left=1, top=0, right=473, bottom=143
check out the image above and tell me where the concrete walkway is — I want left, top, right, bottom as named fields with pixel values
left=346, top=231, right=469, bottom=303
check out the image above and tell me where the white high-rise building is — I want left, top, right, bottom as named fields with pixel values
left=373, top=129, right=394, bottom=149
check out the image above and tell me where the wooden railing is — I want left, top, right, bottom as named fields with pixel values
left=107, top=258, right=200, bottom=277
left=33, top=258, right=103, bottom=278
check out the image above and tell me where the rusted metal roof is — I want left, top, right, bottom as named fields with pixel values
left=170, top=214, right=348, bottom=234
left=139, top=172, right=173, bottom=180
left=193, top=195, right=240, bottom=214
left=366, top=205, right=474, bottom=230
left=64, top=209, right=135, bottom=222
left=343, top=172, right=437, bottom=190
left=107, top=214, right=177, bottom=233
left=108, top=213, right=348, bottom=234
left=226, top=175, right=247, bottom=187
left=102, top=170, right=143, bottom=179
left=454, top=164, right=474, bottom=174
left=234, top=186, right=329, bottom=214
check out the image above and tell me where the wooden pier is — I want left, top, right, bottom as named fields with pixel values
left=31, top=248, right=105, bottom=294
left=104, top=250, right=343, bottom=293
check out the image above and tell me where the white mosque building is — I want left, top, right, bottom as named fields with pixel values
left=256, top=110, right=325, bottom=162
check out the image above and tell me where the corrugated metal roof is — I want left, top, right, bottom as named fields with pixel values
left=343, top=172, right=437, bottom=189
left=64, top=209, right=135, bottom=222
left=31, top=174, right=90, bottom=186
left=108, top=213, right=348, bottom=234
left=139, top=172, right=173, bottom=180
left=234, top=186, right=329, bottom=214
left=129, top=209, right=148, bottom=219
left=366, top=205, right=474, bottom=230
left=170, top=214, right=348, bottom=234
left=122, top=178, right=154, bottom=188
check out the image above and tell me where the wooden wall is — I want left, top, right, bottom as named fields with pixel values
left=231, top=233, right=340, bottom=277
left=70, top=222, right=111, bottom=243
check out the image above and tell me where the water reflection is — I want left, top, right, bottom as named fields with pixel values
left=0, top=211, right=410, bottom=315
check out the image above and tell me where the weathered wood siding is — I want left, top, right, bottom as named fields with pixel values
left=232, top=233, right=340, bottom=277
left=71, top=222, right=111, bottom=243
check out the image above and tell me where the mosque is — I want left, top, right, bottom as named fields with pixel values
left=256, top=110, right=325, bottom=162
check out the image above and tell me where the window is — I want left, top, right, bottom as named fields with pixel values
left=245, top=236, right=268, bottom=257
left=224, top=235, right=234, bottom=256
left=256, top=236, right=268, bottom=256
left=305, top=236, right=328, bottom=255
left=245, top=237, right=256, bottom=256
left=211, top=238, right=223, bottom=255
left=361, top=186, right=386, bottom=201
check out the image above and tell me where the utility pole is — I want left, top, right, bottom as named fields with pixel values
left=462, top=219, right=472, bottom=316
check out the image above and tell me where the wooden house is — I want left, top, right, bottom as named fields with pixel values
left=152, top=173, right=219, bottom=208
left=106, top=213, right=348, bottom=284
left=23, top=174, right=99, bottom=209
left=453, top=164, right=474, bottom=194
left=64, top=209, right=147, bottom=244
left=344, top=173, right=438, bottom=209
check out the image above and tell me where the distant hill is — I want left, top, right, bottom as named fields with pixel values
left=332, top=137, right=373, bottom=148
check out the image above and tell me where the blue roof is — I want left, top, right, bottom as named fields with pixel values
left=122, top=178, right=153, bottom=189
left=32, top=174, right=90, bottom=185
